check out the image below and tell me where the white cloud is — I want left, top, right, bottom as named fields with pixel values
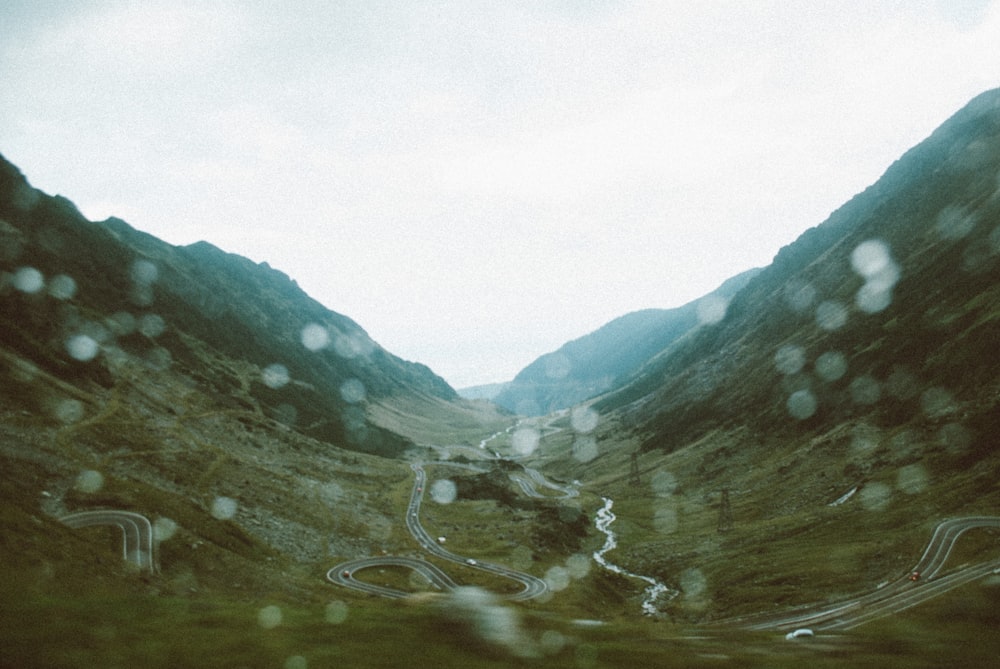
left=2, top=1, right=999, bottom=387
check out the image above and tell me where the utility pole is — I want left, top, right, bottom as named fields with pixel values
left=718, top=488, right=733, bottom=533
left=629, top=450, right=641, bottom=487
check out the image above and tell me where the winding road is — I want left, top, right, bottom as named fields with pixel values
left=60, top=509, right=156, bottom=573
left=730, top=516, right=1000, bottom=632
left=328, top=463, right=548, bottom=601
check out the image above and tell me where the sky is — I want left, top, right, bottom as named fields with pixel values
left=2, top=1, right=999, bottom=388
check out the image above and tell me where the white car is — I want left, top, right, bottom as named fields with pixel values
left=785, top=628, right=814, bottom=640
left=466, top=558, right=477, bottom=565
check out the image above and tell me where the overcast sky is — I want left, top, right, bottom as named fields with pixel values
left=2, top=1, right=998, bottom=388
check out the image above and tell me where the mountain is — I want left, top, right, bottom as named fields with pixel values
left=492, top=269, right=761, bottom=415
left=457, top=381, right=512, bottom=401
left=0, top=153, right=492, bottom=458
left=597, top=87, right=1000, bottom=457
left=4, top=89, right=1000, bottom=667
left=520, top=87, right=1000, bottom=637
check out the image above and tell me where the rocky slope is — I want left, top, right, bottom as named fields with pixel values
left=598, top=87, right=1000, bottom=460
left=1, top=154, right=473, bottom=457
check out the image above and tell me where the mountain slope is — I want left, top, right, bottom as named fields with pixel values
left=0, top=154, right=476, bottom=457
left=494, top=269, right=760, bottom=415
left=598, top=86, right=1000, bottom=456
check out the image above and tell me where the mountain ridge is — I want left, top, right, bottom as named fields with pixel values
left=491, top=268, right=762, bottom=415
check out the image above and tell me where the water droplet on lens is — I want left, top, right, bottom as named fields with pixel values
left=851, top=239, right=892, bottom=278
left=257, top=604, right=282, bottom=629
left=153, top=517, right=178, bottom=541
left=774, top=345, right=806, bottom=375
left=921, top=387, right=956, bottom=419
left=938, top=422, right=972, bottom=454
left=511, top=427, right=540, bottom=456
left=855, top=282, right=893, bottom=313
left=339, top=378, right=366, bottom=404
left=107, top=311, right=136, bottom=336
left=131, top=259, right=159, bottom=285
left=654, top=505, right=679, bottom=534
left=301, top=323, right=330, bottom=351
left=860, top=482, right=892, bottom=511
left=570, top=407, right=599, bottom=433
left=816, top=300, right=847, bottom=330
left=262, top=364, right=290, bottom=389
left=571, top=435, right=598, bottom=462
left=896, top=464, right=928, bottom=495
left=679, top=567, right=707, bottom=599
left=13, top=266, right=44, bottom=293
left=544, top=565, right=570, bottom=591
left=324, top=600, right=349, bottom=624
left=815, top=351, right=847, bottom=381
left=565, top=553, right=590, bottom=579
left=283, top=655, right=307, bottom=669
left=66, top=334, right=99, bottom=361
left=430, top=479, right=457, bottom=504
left=75, top=469, right=104, bottom=493
left=53, top=398, right=85, bottom=424
left=784, top=279, right=816, bottom=312
left=696, top=295, right=728, bottom=325
left=540, top=629, right=566, bottom=655
left=211, top=496, right=238, bottom=520
left=849, top=375, right=881, bottom=405
left=138, top=313, right=166, bottom=338
left=48, top=274, right=77, bottom=300
left=850, top=423, right=880, bottom=454
left=786, top=389, right=817, bottom=419
left=935, top=205, right=977, bottom=240
left=651, top=470, right=677, bottom=496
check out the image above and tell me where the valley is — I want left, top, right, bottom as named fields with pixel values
left=3, top=88, right=1000, bottom=667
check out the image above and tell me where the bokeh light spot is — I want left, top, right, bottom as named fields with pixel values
left=571, top=435, right=598, bottom=463
left=430, top=479, right=457, bottom=504
left=257, top=605, right=282, bottom=629
left=696, top=295, right=728, bottom=325
left=262, top=363, right=290, bottom=389
left=13, top=266, right=44, bottom=293
left=849, top=375, right=881, bottom=405
left=815, top=351, right=847, bottom=381
left=324, top=600, right=349, bottom=624
left=786, top=389, right=817, bottom=420
left=153, top=517, right=178, bottom=542
left=896, top=464, right=929, bottom=495
left=816, top=300, right=847, bottom=330
left=921, top=386, right=956, bottom=419
left=211, top=496, right=238, bottom=520
left=511, top=427, right=540, bottom=456
left=570, top=406, right=599, bottom=433
left=774, top=344, right=806, bottom=375
left=75, top=469, right=104, bottom=493
left=65, top=334, right=99, bottom=361
left=339, top=378, right=366, bottom=404
left=301, top=323, right=329, bottom=351
left=859, top=482, right=892, bottom=511
left=48, top=274, right=77, bottom=300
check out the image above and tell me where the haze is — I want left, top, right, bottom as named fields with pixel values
left=2, top=0, right=998, bottom=388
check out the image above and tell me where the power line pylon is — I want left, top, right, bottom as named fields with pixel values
left=718, top=488, right=733, bottom=533
left=629, top=451, right=641, bottom=487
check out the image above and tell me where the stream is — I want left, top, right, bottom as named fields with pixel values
left=593, top=497, right=677, bottom=616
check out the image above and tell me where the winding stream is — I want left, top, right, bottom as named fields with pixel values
left=593, top=497, right=677, bottom=616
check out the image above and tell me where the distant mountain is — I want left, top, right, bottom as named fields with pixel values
left=0, top=154, right=470, bottom=457
left=457, top=381, right=512, bottom=401
left=492, top=269, right=761, bottom=415
left=598, top=87, right=1000, bottom=458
